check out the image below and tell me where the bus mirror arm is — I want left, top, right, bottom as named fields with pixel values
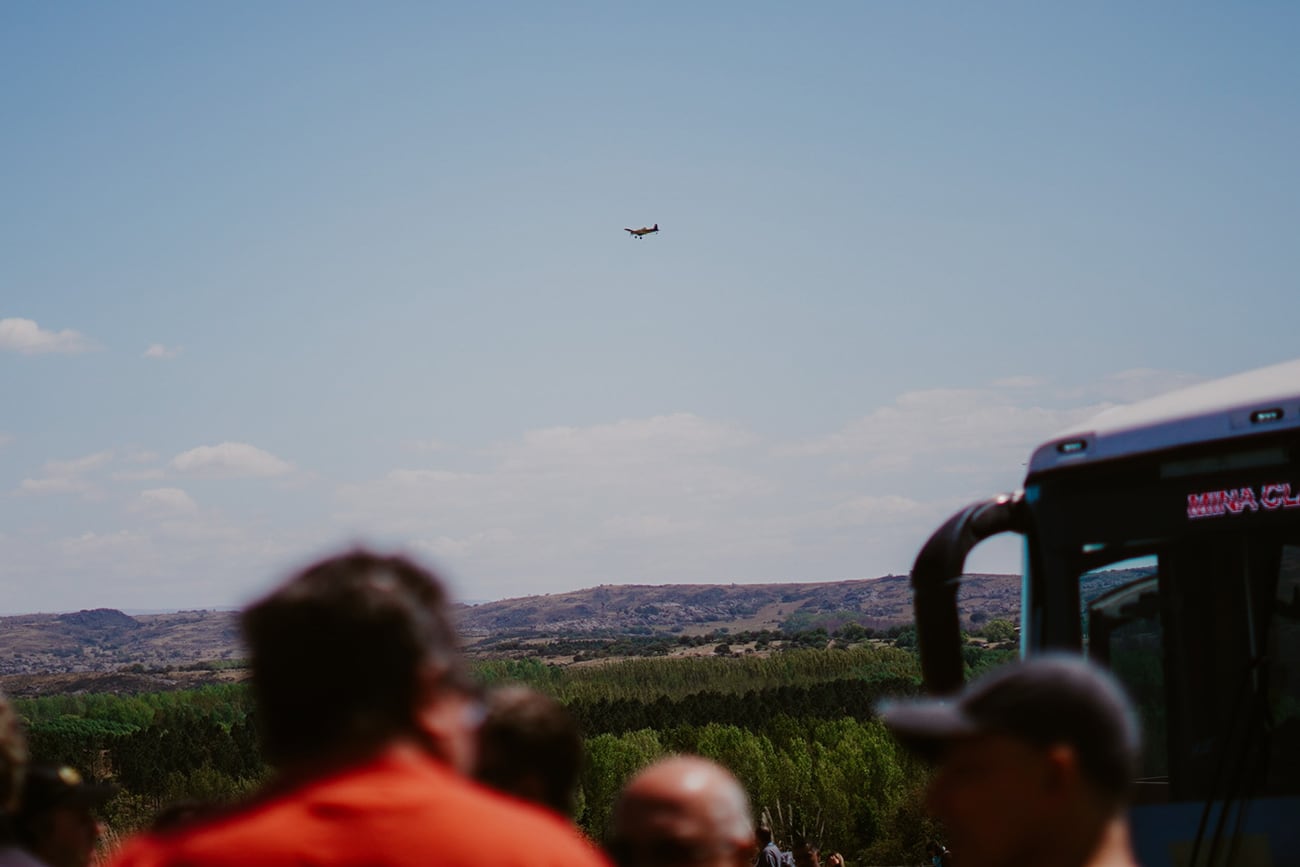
left=910, top=491, right=1028, bottom=695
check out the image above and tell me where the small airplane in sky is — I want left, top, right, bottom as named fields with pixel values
left=624, top=223, right=659, bottom=238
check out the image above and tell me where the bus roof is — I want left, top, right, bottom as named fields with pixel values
left=1027, top=358, right=1300, bottom=476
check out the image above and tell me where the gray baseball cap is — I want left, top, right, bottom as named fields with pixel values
left=878, top=655, right=1142, bottom=797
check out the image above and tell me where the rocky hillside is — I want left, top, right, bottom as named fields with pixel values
left=454, top=573, right=1022, bottom=638
left=0, top=573, right=1032, bottom=684
left=0, top=608, right=241, bottom=676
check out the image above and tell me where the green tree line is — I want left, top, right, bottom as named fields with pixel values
left=14, top=639, right=1014, bottom=863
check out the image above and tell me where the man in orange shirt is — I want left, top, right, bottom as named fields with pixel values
left=109, top=549, right=610, bottom=867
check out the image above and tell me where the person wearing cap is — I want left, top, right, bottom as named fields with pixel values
left=13, top=765, right=117, bottom=867
left=108, top=549, right=610, bottom=867
left=878, top=655, right=1142, bottom=867
left=0, top=690, right=31, bottom=867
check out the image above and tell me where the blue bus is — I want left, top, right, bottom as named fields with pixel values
left=910, top=359, right=1300, bottom=867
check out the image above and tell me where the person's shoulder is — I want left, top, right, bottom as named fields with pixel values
left=106, top=824, right=254, bottom=867
left=105, top=792, right=307, bottom=867
left=104, top=833, right=184, bottom=867
left=110, top=757, right=609, bottom=867
left=441, top=783, right=608, bottom=866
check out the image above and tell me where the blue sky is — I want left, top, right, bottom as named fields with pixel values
left=3, top=3, right=1298, bottom=612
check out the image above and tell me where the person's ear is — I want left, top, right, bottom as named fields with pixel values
left=1041, top=743, right=1082, bottom=801
left=732, top=841, right=760, bottom=867
left=414, top=669, right=482, bottom=775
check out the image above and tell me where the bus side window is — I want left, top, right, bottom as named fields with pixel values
left=1086, top=569, right=1167, bottom=781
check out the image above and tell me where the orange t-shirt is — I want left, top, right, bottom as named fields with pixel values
left=108, top=748, right=611, bottom=867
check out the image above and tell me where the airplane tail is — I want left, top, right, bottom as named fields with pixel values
left=652, top=223, right=658, bottom=231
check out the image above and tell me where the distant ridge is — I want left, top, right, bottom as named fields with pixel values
left=455, top=573, right=1021, bottom=637
left=0, top=608, right=241, bottom=680
left=0, top=574, right=1039, bottom=689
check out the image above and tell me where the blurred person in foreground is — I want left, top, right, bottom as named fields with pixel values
left=0, top=691, right=30, bottom=867
left=608, top=756, right=755, bottom=867
left=13, top=765, right=117, bottom=867
left=108, top=549, right=610, bottom=867
left=879, top=655, right=1141, bottom=867
left=474, top=685, right=584, bottom=818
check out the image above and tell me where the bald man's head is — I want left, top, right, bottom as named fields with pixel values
left=609, top=757, right=756, bottom=867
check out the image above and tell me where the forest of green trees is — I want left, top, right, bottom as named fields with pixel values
left=15, top=629, right=1018, bottom=865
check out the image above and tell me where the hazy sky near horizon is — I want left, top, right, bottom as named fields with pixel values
left=3, top=3, right=1298, bottom=613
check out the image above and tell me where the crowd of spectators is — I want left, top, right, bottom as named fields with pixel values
left=0, top=548, right=1144, bottom=867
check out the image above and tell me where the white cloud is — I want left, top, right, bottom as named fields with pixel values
left=134, top=487, right=199, bottom=514
left=18, top=451, right=114, bottom=497
left=0, top=496, right=319, bottom=612
left=808, top=494, right=928, bottom=527
left=498, top=413, right=756, bottom=470
left=334, top=369, right=1211, bottom=598
left=345, top=414, right=767, bottom=524
left=61, top=530, right=153, bottom=560
left=110, top=450, right=166, bottom=481
left=1083, top=368, right=1205, bottom=404
left=410, top=528, right=517, bottom=560
left=1, top=366, right=1209, bottom=610
left=143, top=343, right=181, bottom=360
left=333, top=414, right=775, bottom=593
left=600, top=513, right=702, bottom=540
left=0, top=433, right=12, bottom=448
left=171, top=442, right=293, bottom=478
left=991, top=375, right=1047, bottom=389
left=111, top=447, right=166, bottom=480
left=780, top=385, right=1106, bottom=479
left=0, top=318, right=93, bottom=355
left=111, top=468, right=167, bottom=482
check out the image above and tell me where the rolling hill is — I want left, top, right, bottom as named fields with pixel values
left=0, top=573, right=1027, bottom=693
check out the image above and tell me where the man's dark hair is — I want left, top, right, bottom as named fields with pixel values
left=242, top=549, right=468, bottom=766
left=475, top=685, right=584, bottom=816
